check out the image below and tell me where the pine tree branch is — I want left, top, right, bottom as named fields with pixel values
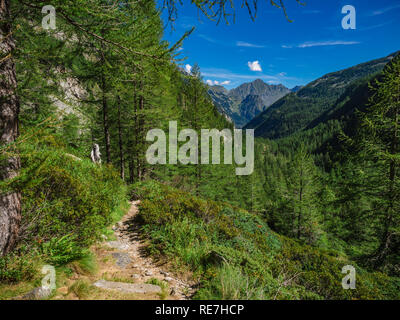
left=18, top=1, right=163, bottom=60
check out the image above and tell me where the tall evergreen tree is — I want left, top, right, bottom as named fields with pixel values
left=350, top=57, right=400, bottom=268
left=284, top=146, right=321, bottom=243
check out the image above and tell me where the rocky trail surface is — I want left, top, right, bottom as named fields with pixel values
left=19, top=201, right=196, bottom=300
left=96, top=200, right=196, bottom=300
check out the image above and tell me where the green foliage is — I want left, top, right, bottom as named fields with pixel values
left=245, top=53, right=395, bottom=139
left=0, top=253, right=37, bottom=284
left=68, top=279, right=93, bottom=299
left=146, top=278, right=169, bottom=299
left=197, top=263, right=266, bottom=300
left=134, top=180, right=400, bottom=300
left=2, top=0, right=398, bottom=301
left=40, top=235, right=87, bottom=267
left=339, top=56, right=400, bottom=273
left=1, top=125, right=127, bottom=275
left=273, top=235, right=400, bottom=300
left=16, top=129, right=127, bottom=249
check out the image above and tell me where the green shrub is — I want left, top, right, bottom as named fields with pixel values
left=197, top=263, right=266, bottom=300
left=0, top=253, right=37, bottom=284
left=272, top=235, right=400, bottom=300
left=40, top=234, right=87, bottom=266
left=69, top=279, right=93, bottom=299
left=1, top=129, right=127, bottom=278
left=15, top=134, right=126, bottom=250
left=134, top=180, right=400, bottom=300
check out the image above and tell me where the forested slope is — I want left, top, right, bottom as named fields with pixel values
left=0, top=0, right=399, bottom=300
left=245, top=52, right=399, bottom=139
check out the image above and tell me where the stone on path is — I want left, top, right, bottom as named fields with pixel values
left=111, top=252, right=132, bottom=268
left=22, top=287, right=53, bottom=300
left=106, top=241, right=130, bottom=251
left=93, top=280, right=161, bottom=294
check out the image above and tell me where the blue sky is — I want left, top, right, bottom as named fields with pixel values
left=158, top=0, right=400, bottom=90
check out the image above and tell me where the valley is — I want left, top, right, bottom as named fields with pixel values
left=0, top=0, right=399, bottom=302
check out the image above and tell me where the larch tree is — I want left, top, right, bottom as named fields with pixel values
left=285, top=146, right=321, bottom=243
left=353, top=56, right=400, bottom=267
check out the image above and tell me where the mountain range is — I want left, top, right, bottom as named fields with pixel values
left=208, top=52, right=399, bottom=135
left=208, top=79, right=292, bottom=128
left=244, top=51, right=399, bottom=139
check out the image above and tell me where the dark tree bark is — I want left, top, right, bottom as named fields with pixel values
left=127, top=81, right=137, bottom=184
left=99, top=36, right=111, bottom=164
left=101, top=72, right=111, bottom=164
left=137, top=84, right=144, bottom=180
left=133, top=80, right=144, bottom=181
left=0, top=0, right=21, bottom=256
left=117, top=97, right=125, bottom=180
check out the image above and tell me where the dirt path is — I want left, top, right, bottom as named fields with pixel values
left=16, top=201, right=196, bottom=300
left=99, top=201, right=196, bottom=300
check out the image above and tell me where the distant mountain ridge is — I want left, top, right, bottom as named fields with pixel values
left=291, top=85, right=303, bottom=93
left=208, top=79, right=291, bottom=128
left=244, top=51, right=399, bottom=139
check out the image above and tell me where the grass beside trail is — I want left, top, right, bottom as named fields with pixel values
left=133, top=180, right=400, bottom=300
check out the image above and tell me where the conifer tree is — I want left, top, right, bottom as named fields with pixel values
left=285, top=146, right=320, bottom=243
left=351, top=57, right=400, bottom=267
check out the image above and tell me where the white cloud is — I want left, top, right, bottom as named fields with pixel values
left=198, top=34, right=217, bottom=43
left=297, top=41, right=360, bottom=48
left=236, top=41, right=265, bottom=48
left=359, top=21, right=393, bottom=31
left=202, top=67, right=279, bottom=82
left=370, top=4, right=400, bottom=16
left=283, top=41, right=360, bottom=48
left=177, top=47, right=184, bottom=52
left=303, top=10, right=321, bottom=14
left=201, top=67, right=303, bottom=88
left=206, top=80, right=231, bottom=86
left=248, top=61, right=262, bottom=72
left=185, top=64, right=192, bottom=74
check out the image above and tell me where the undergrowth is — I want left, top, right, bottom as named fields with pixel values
left=0, top=128, right=127, bottom=289
left=134, top=180, right=400, bottom=300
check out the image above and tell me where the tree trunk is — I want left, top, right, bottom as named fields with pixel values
left=117, top=97, right=125, bottom=180
left=0, top=0, right=21, bottom=256
left=101, top=72, right=111, bottom=164
left=137, top=81, right=144, bottom=181
left=128, top=82, right=137, bottom=184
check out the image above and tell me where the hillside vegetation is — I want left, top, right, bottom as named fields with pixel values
left=245, top=52, right=398, bottom=139
left=0, top=0, right=399, bottom=300
left=134, top=181, right=399, bottom=299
